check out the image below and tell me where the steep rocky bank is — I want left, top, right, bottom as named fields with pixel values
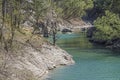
left=0, top=42, right=74, bottom=80
left=0, top=28, right=74, bottom=80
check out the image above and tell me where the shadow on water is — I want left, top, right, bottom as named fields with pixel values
left=57, top=32, right=120, bottom=56
left=48, top=32, right=120, bottom=80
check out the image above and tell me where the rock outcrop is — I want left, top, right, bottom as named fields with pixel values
left=58, top=19, right=93, bottom=32
left=0, top=42, right=74, bottom=80
left=0, top=27, right=74, bottom=80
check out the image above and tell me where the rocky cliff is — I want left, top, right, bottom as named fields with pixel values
left=0, top=27, right=74, bottom=80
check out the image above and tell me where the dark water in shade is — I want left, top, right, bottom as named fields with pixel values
left=48, top=33, right=120, bottom=80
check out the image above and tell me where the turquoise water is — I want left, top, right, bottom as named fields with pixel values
left=48, top=33, right=120, bottom=80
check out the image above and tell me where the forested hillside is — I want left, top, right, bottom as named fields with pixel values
left=0, top=0, right=76, bottom=80
left=0, top=0, right=94, bottom=51
left=0, top=0, right=120, bottom=80
left=88, top=0, right=120, bottom=50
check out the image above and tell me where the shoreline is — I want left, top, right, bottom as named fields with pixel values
left=0, top=41, right=74, bottom=80
left=40, top=43, right=75, bottom=80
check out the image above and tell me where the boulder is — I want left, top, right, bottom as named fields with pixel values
left=62, top=28, right=72, bottom=33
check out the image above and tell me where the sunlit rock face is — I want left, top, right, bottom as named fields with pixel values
left=0, top=42, right=74, bottom=80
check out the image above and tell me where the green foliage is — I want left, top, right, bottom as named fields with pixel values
left=111, top=0, right=120, bottom=14
left=94, top=0, right=120, bottom=15
left=53, top=2, right=63, bottom=17
left=57, top=0, right=93, bottom=19
left=0, top=0, right=24, bottom=51
left=93, top=10, right=120, bottom=40
left=92, top=0, right=120, bottom=44
left=94, top=0, right=113, bottom=10
left=33, top=0, right=50, bottom=19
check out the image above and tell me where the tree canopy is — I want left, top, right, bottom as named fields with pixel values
left=92, top=0, right=120, bottom=42
left=58, top=0, right=93, bottom=19
left=93, top=11, right=120, bottom=40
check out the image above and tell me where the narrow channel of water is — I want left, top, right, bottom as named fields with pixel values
left=49, top=33, right=120, bottom=80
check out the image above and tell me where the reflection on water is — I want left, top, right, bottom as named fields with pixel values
left=58, top=33, right=93, bottom=49
left=48, top=32, right=120, bottom=80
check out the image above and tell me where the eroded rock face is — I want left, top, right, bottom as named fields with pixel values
left=41, top=43, right=75, bottom=66
left=0, top=43, right=74, bottom=80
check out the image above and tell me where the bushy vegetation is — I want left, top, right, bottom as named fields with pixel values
left=93, top=11, right=120, bottom=41
left=91, top=0, right=120, bottom=45
left=94, top=0, right=120, bottom=14
left=0, top=0, right=94, bottom=51
left=0, top=0, right=52, bottom=51
left=55, top=0, right=93, bottom=19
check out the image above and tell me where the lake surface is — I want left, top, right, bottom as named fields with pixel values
left=48, top=33, right=120, bottom=80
